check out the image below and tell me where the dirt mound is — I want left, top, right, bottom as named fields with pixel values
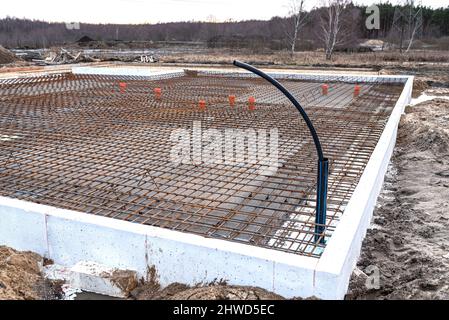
left=0, top=246, right=44, bottom=300
left=0, top=246, right=62, bottom=300
left=400, top=99, right=449, bottom=155
left=167, top=285, right=284, bottom=300
left=132, top=282, right=284, bottom=300
left=0, top=46, right=19, bottom=65
left=412, top=79, right=430, bottom=98
left=347, top=98, right=449, bottom=299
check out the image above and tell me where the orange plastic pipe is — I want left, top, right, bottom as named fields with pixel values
left=154, top=87, right=162, bottom=99
left=354, top=85, right=361, bottom=97
left=199, top=100, right=206, bottom=110
left=248, top=96, right=256, bottom=110
left=229, top=95, right=236, bottom=107
left=321, top=84, right=328, bottom=95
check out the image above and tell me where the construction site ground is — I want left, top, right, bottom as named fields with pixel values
left=1, top=61, right=449, bottom=300
left=347, top=95, right=449, bottom=299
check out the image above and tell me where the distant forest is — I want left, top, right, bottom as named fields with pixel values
left=1, top=3, right=448, bottom=49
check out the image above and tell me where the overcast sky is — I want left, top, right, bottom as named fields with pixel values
left=1, top=0, right=447, bottom=24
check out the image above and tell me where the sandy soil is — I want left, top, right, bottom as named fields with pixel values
left=347, top=97, right=449, bottom=299
left=0, top=46, right=20, bottom=65
left=0, top=246, right=61, bottom=300
left=131, top=282, right=284, bottom=300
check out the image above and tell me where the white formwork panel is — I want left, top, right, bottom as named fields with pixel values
left=72, top=66, right=185, bottom=80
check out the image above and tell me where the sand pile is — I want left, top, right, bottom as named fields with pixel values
left=0, top=46, right=19, bottom=65
left=0, top=246, right=44, bottom=300
left=0, top=246, right=63, bottom=300
left=400, top=99, right=449, bottom=155
left=412, top=79, right=430, bottom=98
left=131, top=282, right=284, bottom=300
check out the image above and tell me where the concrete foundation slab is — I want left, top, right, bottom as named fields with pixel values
left=0, top=68, right=413, bottom=299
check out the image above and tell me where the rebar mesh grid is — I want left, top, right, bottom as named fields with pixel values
left=0, top=73, right=404, bottom=257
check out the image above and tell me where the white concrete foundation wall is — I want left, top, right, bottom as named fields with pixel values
left=71, top=66, right=411, bottom=84
left=0, top=196, right=317, bottom=298
left=72, top=67, right=185, bottom=80
left=198, top=70, right=410, bottom=84
left=0, top=70, right=413, bottom=299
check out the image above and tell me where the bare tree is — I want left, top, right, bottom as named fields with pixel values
left=318, top=0, right=349, bottom=60
left=405, top=0, right=423, bottom=53
left=390, top=0, right=423, bottom=53
left=284, top=0, right=308, bottom=56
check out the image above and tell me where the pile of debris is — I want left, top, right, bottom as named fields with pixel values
left=42, top=48, right=98, bottom=65
left=358, top=39, right=392, bottom=52
left=139, top=55, right=159, bottom=63
left=0, top=46, right=20, bottom=65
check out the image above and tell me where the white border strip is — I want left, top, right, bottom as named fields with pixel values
left=72, top=67, right=185, bottom=80
left=197, top=70, right=409, bottom=84
left=70, top=66, right=410, bottom=84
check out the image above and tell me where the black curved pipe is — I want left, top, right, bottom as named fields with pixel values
left=233, top=60, right=328, bottom=244
left=233, top=60, right=324, bottom=161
